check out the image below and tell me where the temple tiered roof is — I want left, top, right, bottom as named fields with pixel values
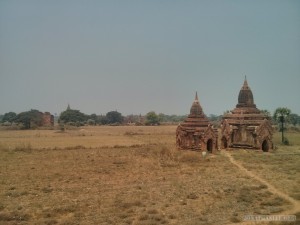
left=223, top=77, right=269, bottom=126
left=176, top=92, right=218, bottom=152
left=180, top=92, right=210, bottom=129
left=237, top=77, right=256, bottom=108
left=221, top=77, right=273, bottom=151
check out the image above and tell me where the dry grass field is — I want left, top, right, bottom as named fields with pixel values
left=0, top=126, right=299, bottom=225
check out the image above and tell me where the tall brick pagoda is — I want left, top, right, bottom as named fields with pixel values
left=176, top=92, right=218, bottom=152
left=221, top=77, right=273, bottom=151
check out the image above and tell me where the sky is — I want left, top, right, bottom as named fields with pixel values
left=0, top=0, right=299, bottom=116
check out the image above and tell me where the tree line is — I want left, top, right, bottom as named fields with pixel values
left=58, top=108, right=187, bottom=126
left=1, top=107, right=300, bottom=130
left=0, top=107, right=187, bottom=129
left=0, top=110, right=49, bottom=129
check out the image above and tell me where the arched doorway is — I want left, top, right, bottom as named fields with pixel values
left=262, top=140, right=269, bottom=152
left=222, top=137, right=228, bottom=149
left=207, top=139, right=213, bottom=152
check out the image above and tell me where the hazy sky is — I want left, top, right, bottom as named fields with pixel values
left=1, top=1, right=299, bottom=116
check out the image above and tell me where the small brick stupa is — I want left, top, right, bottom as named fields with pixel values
left=221, top=77, right=273, bottom=151
left=176, top=92, right=218, bottom=152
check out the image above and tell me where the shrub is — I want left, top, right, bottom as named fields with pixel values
left=3, top=121, right=11, bottom=126
left=87, top=119, right=96, bottom=125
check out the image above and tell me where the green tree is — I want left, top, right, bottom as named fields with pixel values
left=2, top=112, right=17, bottom=123
left=59, top=109, right=87, bottom=125
left=15, top=109, right=43, bottom=129
left=124, top=114, right=141, bottom=124
left=170, top=114, right=186, bottom=123
left=87, top=119, right=96, bottom=125
left=260, top=109, right=271, bottom=118
left=148, top=113, right=186, bottom=124
left=88, top=114, right=99, bottom=125
left=98, top=115, right=108, bottom=125
left=158, top=113, right=166, bottom=123
left=289, top=113, right=300, bottom=126
left=145, top=111, right=159, bottom=125
left=208, top=114, right=221, bottom=121
left=208, top=114, right=222, bottom=127
left=89, top=113, right=97, bottom=121
left=273, top=107, right=291, bottom=143
left=106, top=111, right=123, bottom=124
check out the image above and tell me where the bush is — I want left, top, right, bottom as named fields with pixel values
left=87, top=119, right=96, bottom=125
left=3, top=121, right=11, bottom=126
left=67, top=122, right=77, bottom=126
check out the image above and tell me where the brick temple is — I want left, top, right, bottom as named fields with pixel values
left=176, top=92, right=218, bottom=152
left=221, top=78, right=273, bottom=151
left=41, top=112, right=54, bottom=126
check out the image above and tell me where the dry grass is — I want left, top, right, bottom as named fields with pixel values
left=0, top=126, right=298, bottom=224
left=0, top=126, right=174, bottom=150
left=231, top=131, right=300, bottom=201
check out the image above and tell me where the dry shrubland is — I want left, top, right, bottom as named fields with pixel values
left=0, top=126, right=299, bottom=224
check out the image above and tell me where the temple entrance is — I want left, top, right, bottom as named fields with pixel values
left=222, top=137, right=228, bottom=149
left=207, top=139, right=213, bottom=152
left=262, top=140, right=269, bottom=152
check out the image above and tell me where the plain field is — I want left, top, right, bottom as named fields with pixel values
left=0, top=126, right=299, bottom=225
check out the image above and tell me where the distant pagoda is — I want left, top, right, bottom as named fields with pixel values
left=221, top=77, right=273, bottom=151
left=176, top=92, right=218, bottom=152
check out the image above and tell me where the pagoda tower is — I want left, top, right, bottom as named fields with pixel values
left=221, top=77, right=273, bottom=151
left=176, top=92, right=218, bottom=152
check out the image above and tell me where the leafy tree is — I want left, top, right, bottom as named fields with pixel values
left=87, top=119, right=96, bottom=125
left=59, top=109, right=87, bottom=125
left=155, top=113, right=186, bottom=123
left=158, top=113, right=166, bottom=123
left=98, top=115, right=108, bottom=125
left=2, top=112, right=17, bottom=123
left=289, top=113, right=300, bottom=126
left=15, top=109, right=43, bottom=129
left=208, top=114, right=221, bottom=121
left=169, top=115, right=186, bottom=123
left=106, top=111, right=123, bottom=124
left=16, top=112, right=31, bottom=129
left=124, top=114, right=141, bottom=124
left=89, top=113, right=98, bottom=121
left=87, top=114, right=99, bottom=125
left=273, top=107, right=291, bottom=143
left=260, top=109, right=271, bottom=118
left=207, top=114, right=222, bottom=127
left=145, top=111, right=159, bottom=125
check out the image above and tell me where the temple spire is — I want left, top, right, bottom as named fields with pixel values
left=190, top=92, right=203, bottom=115
left=237, top=77, right=255, bottom=107
left=243, top=75, right=248, bottom=87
